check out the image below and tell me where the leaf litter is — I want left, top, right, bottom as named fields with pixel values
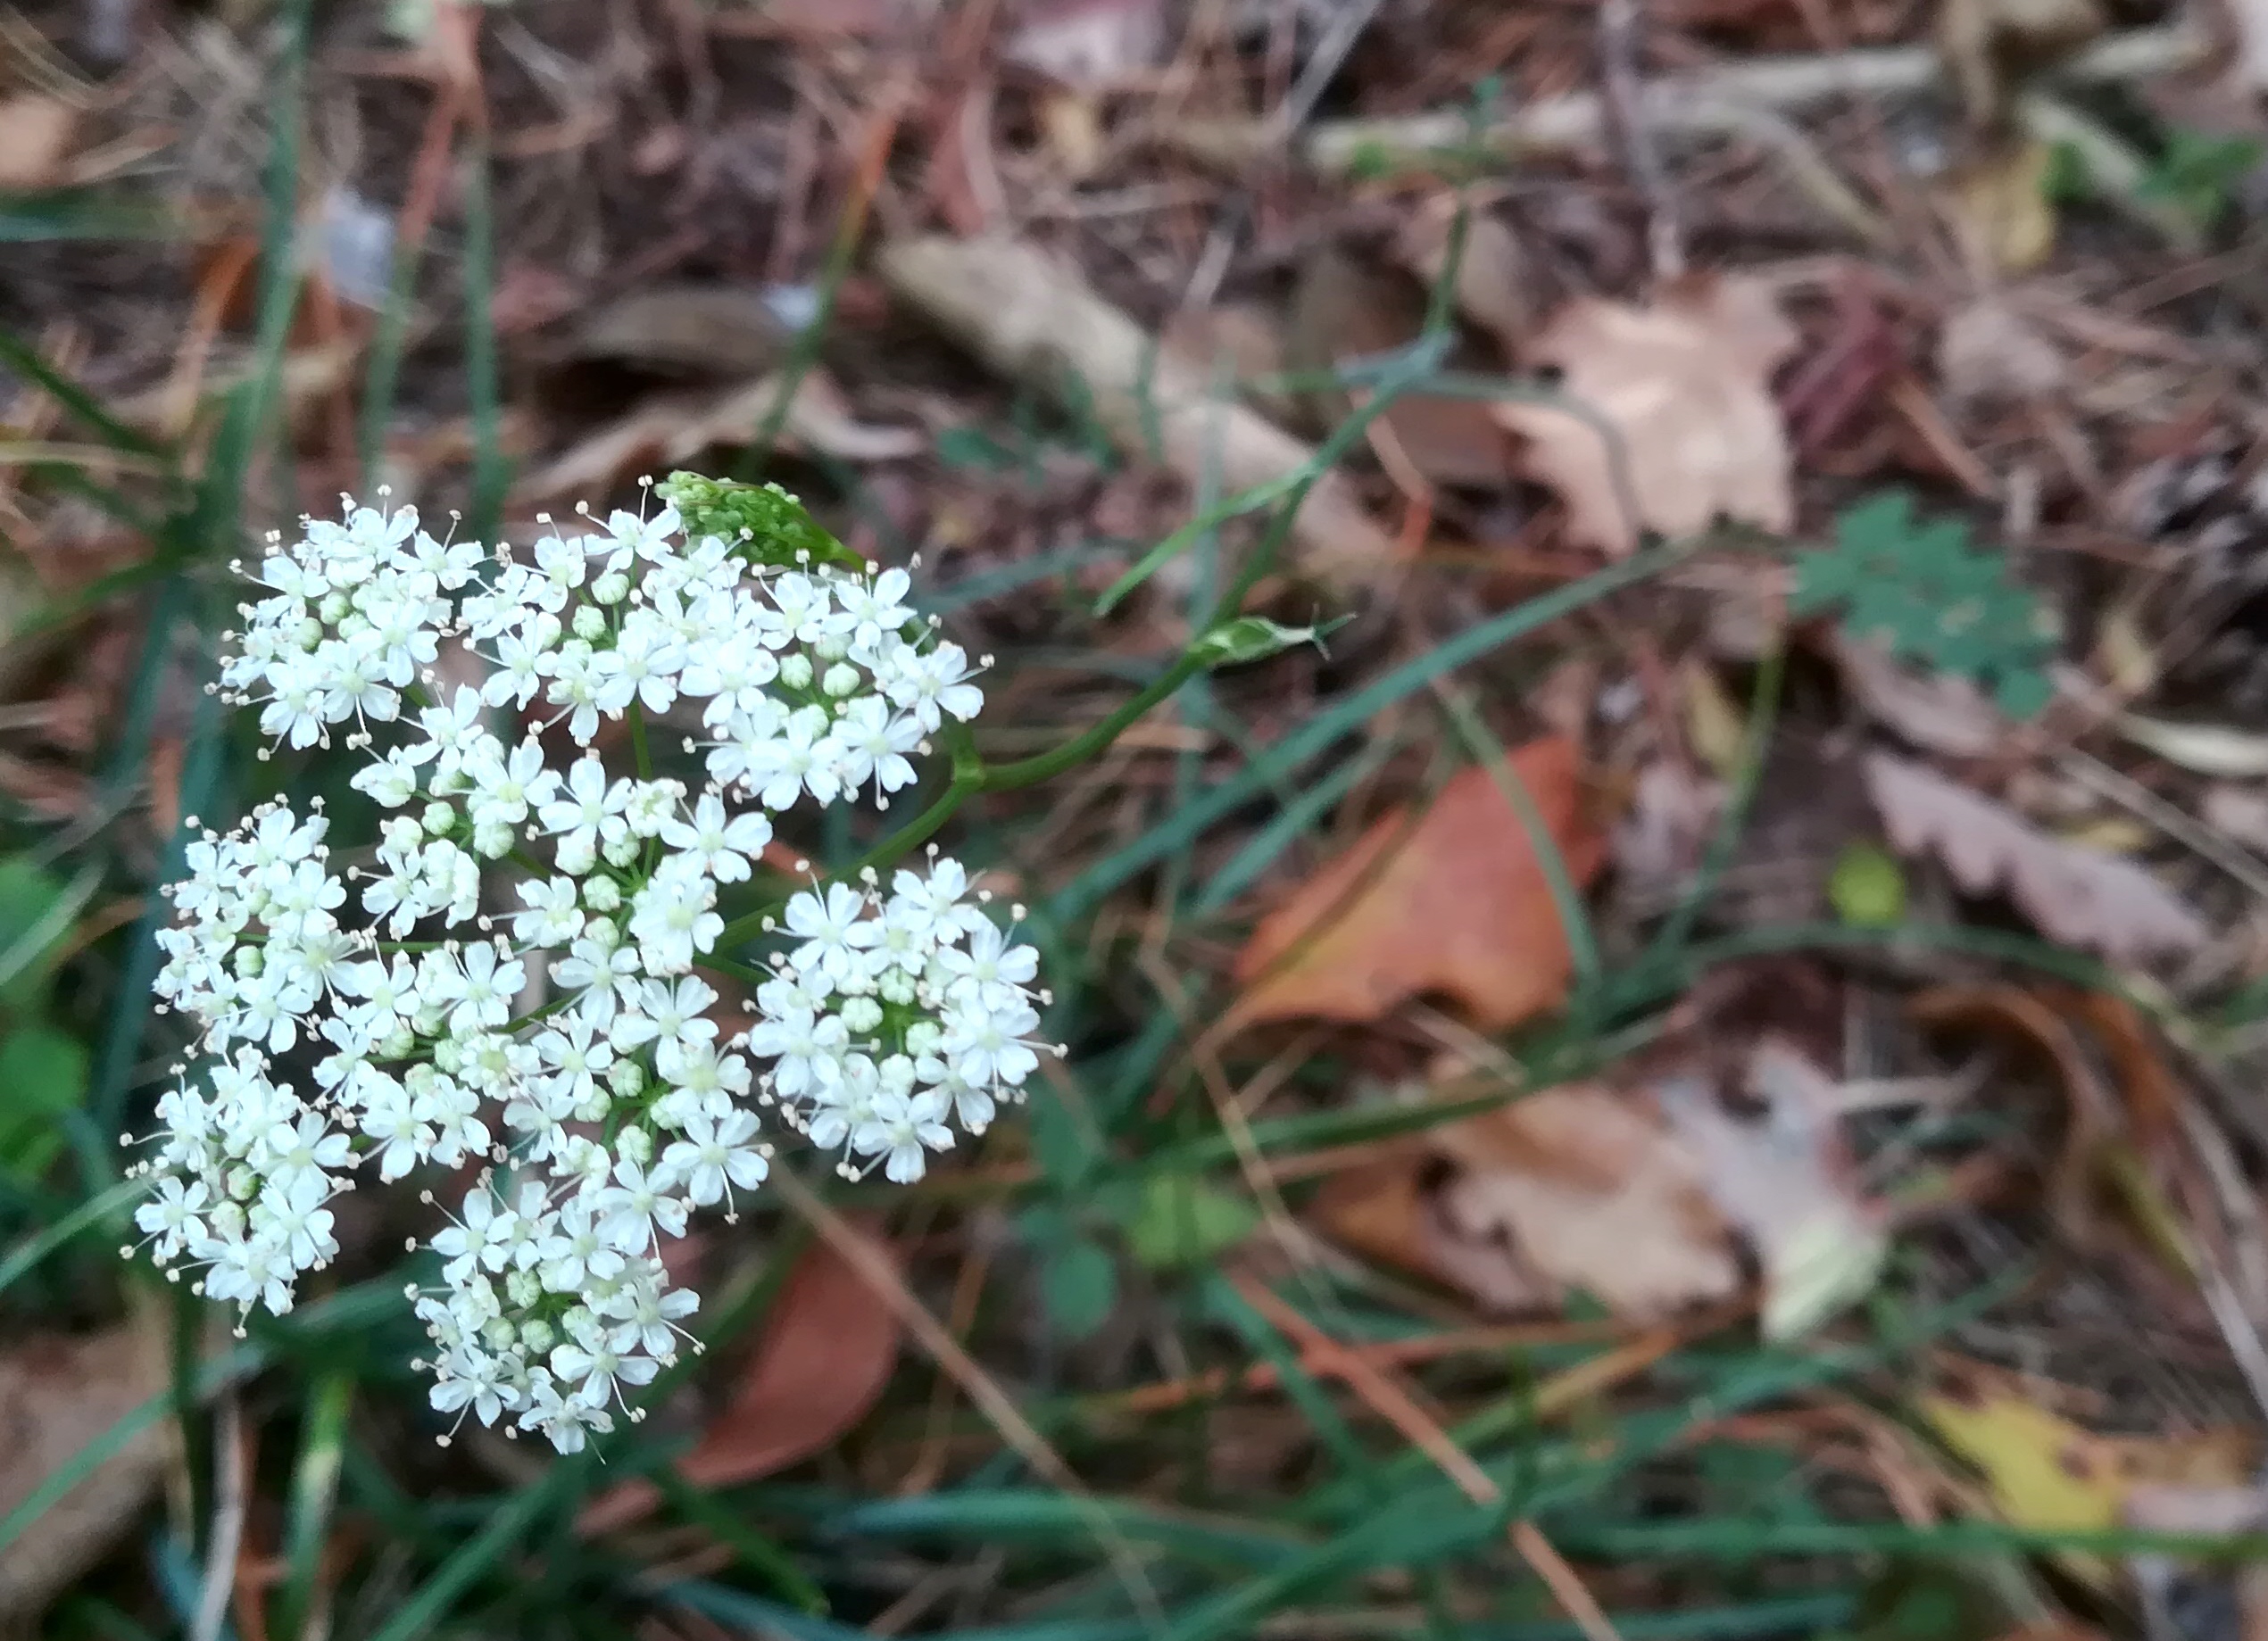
left=15, top=0, right=2268, bottom=1634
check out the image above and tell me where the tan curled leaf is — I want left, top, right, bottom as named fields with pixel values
left=0, top=96, right=79, bottom=192
left=0, top=1322, right=172, bottom=1620
left=578, top=1235, right=902, bottom=1535
left=1832, top=634, right=2008, bottom=758
left=1431, top=1082, right=1741, bottom=1320
left=1495, top=275, right=1797, bottom=557
left=1652, top=1039, right=1889, bottom=1341
left=1230, top=737, right=1600, bottom=1032
left=1937, top=297, right=2068, bottom=407
left=1865, top=751, right=2209, bottom=961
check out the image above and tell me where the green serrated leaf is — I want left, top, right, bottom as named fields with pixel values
left=1797, top=491, right=2057, bottom=718
left=1040, top=1237, right=1117, bottom=1339
left=1125, top=1173, right=1260, bottom=1270
left=653, top=472, right=864, bottom=571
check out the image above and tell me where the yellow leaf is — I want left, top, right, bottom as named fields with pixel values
left=1926, top=1391, right=2125, bottom=1536
left=1948, top=138, right=2058, bottom=275
left=1925, top=1384, right=2256, bottom=1581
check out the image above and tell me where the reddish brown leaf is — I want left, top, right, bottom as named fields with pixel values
left=1230, top=737, right=1599, bottom=1032
left=579, top=1234, right=902, bottom=1535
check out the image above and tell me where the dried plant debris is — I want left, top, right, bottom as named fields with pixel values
left=1230, top=738, right=1599, bottom=1033
left=1494, top=276, right=1797, bottom=557
left=1864, top=752, right=2210, bottom=962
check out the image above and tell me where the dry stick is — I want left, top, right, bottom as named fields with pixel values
left=191, top=1392, right=248, bottom=1641
left=1176, top=21, right=2206, bottom=174
left=768, top=1171, right=1169, bottom=1636
left=1597, top=0, right=1684, bottom=282
left=1231, top=1275, right=1627, bottom=1641
left=1098, top=1321, right=1628, bottom=1418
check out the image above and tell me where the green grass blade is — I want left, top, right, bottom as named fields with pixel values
left=1054, top=539, right=1693, bottom=921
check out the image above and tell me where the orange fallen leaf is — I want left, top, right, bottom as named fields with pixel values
left=1230, top=736, right=1599, bottom=1032
left=1495, top=274, right=1797, bottom=557
left=578, top=1233, right=902, bottom=1535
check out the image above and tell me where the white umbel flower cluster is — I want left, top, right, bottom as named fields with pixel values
left=127, top=485, right=1049, bottom=1455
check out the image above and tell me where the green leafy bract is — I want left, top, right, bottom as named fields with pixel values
left=1793, top=492, right=2059, bottom=718
left=654, top=471, right=865, bottom=572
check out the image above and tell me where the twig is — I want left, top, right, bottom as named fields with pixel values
left=191, top=1392, right=248, bottom=1641
left=1598, top=0, right=1684, bottom=280
left=1172, top=21, right=2205, bottom=174
left=1272, top=0, right=1389, bottom=138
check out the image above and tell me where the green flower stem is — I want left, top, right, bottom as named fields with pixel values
left=709, top=644, right=1218, bottom=954
left=626, top=700, right=652, bottom=780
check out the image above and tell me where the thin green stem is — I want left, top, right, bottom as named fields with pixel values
left=627, top=701, right=652, bottom=781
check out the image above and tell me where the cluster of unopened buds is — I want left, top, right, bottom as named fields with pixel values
left=123, top=477, right=1054, bottom=1454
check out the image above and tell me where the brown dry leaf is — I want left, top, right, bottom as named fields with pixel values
left=1433, top=1082, right=1742, bottom=1319
left=1937, top=298, right=2068, bottom=406
left=1229, top=738, right=1600, bottom=1032
left=1316, top=1040, right=1884, bottom=1331
left=1393, top=201, right=1533, bottom=357
left=1936, top=0, right=2108, bottom=128
left=1650, top=1040, right=1890, bottom=1341
left=1160, top=303, right=1294, bottom=423
left=1832, top=635, right=2008, bottom=757
left=1495, top=276, right=1797, bottom=558
left=1007, top=0, right=1164, bottom=87
left=0, top=1321, right=172, bottom=1620
left=1947, top=137, right=2059, bottom=275
left=560, top=286, right=790, bottom=379
left=1286, top=249, right=1519, bottom=489
left=578, top=1236, right=902, bottom=1535
left=0, top=96, right=79, bottom=191
left=1865, top=752, right=2210, bottom=962
left=516, top=369, right=920, bottom=501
